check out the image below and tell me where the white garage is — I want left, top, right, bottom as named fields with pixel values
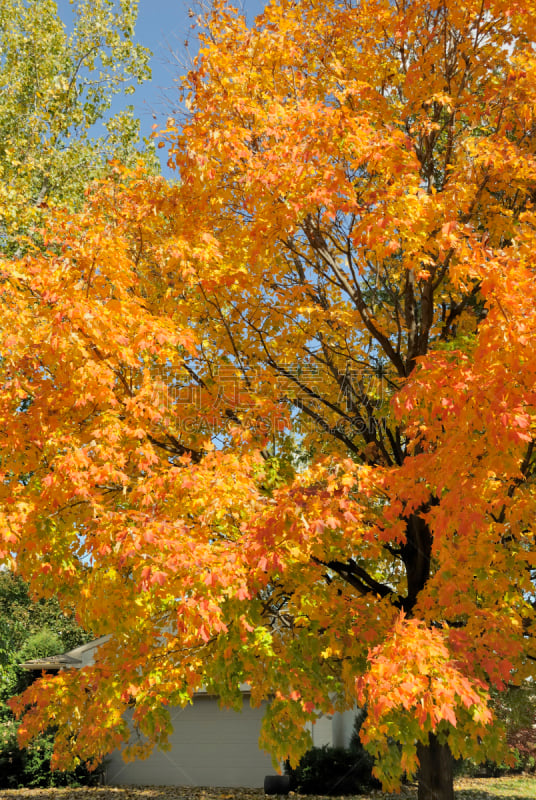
left=105, top=693, right=275, bottom=787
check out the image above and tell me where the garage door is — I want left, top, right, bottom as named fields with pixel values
left=105, top=695, right=275, bottom=787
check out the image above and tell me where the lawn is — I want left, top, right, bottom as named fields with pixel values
left=1, top=778, right=536, bottom=800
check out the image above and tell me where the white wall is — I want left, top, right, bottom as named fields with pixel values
left=332, top=708, right=358, bottom=748
left=309, top=713, right=333, bottom=747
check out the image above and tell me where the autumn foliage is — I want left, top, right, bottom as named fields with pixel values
left=2, top=0, right=536, bottom=796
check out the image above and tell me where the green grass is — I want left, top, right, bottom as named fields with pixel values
left=454, top=775, right=536, bottom=799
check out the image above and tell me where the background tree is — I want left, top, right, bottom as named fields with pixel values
left=0, top=569, right=91, bottom=788
left=0, top=570, right=90, bottom=698
left=1, top=1, right=536, bottom=799
left=0, top=0, right=154, bottom=255
left=0, top=568, right=91, bottom=711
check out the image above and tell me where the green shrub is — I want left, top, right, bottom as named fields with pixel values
left=285, top=712, right=380, bottom=795
left=0, top=717, right=103, bottom=789
left=0, top=717, right=23, bottom=788
left=286, top=744, right=380, bottom=795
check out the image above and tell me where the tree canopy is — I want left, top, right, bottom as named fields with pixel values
left=2, top=0, right=536, bottom=797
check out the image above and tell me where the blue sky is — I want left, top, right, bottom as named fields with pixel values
left=57, top=0, right=267, bottom=174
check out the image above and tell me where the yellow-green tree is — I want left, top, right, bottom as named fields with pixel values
left=0, top=0, right=152, bottom=254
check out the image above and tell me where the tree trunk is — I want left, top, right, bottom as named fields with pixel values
left=417, top=733, right=454, bottom=800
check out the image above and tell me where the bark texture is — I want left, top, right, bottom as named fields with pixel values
left=417, top=733, right=454, bottom=800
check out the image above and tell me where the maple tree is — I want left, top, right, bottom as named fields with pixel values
left=2, top=0, right=536, bottom=798
left=0, top=0, right=153, bottom=256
